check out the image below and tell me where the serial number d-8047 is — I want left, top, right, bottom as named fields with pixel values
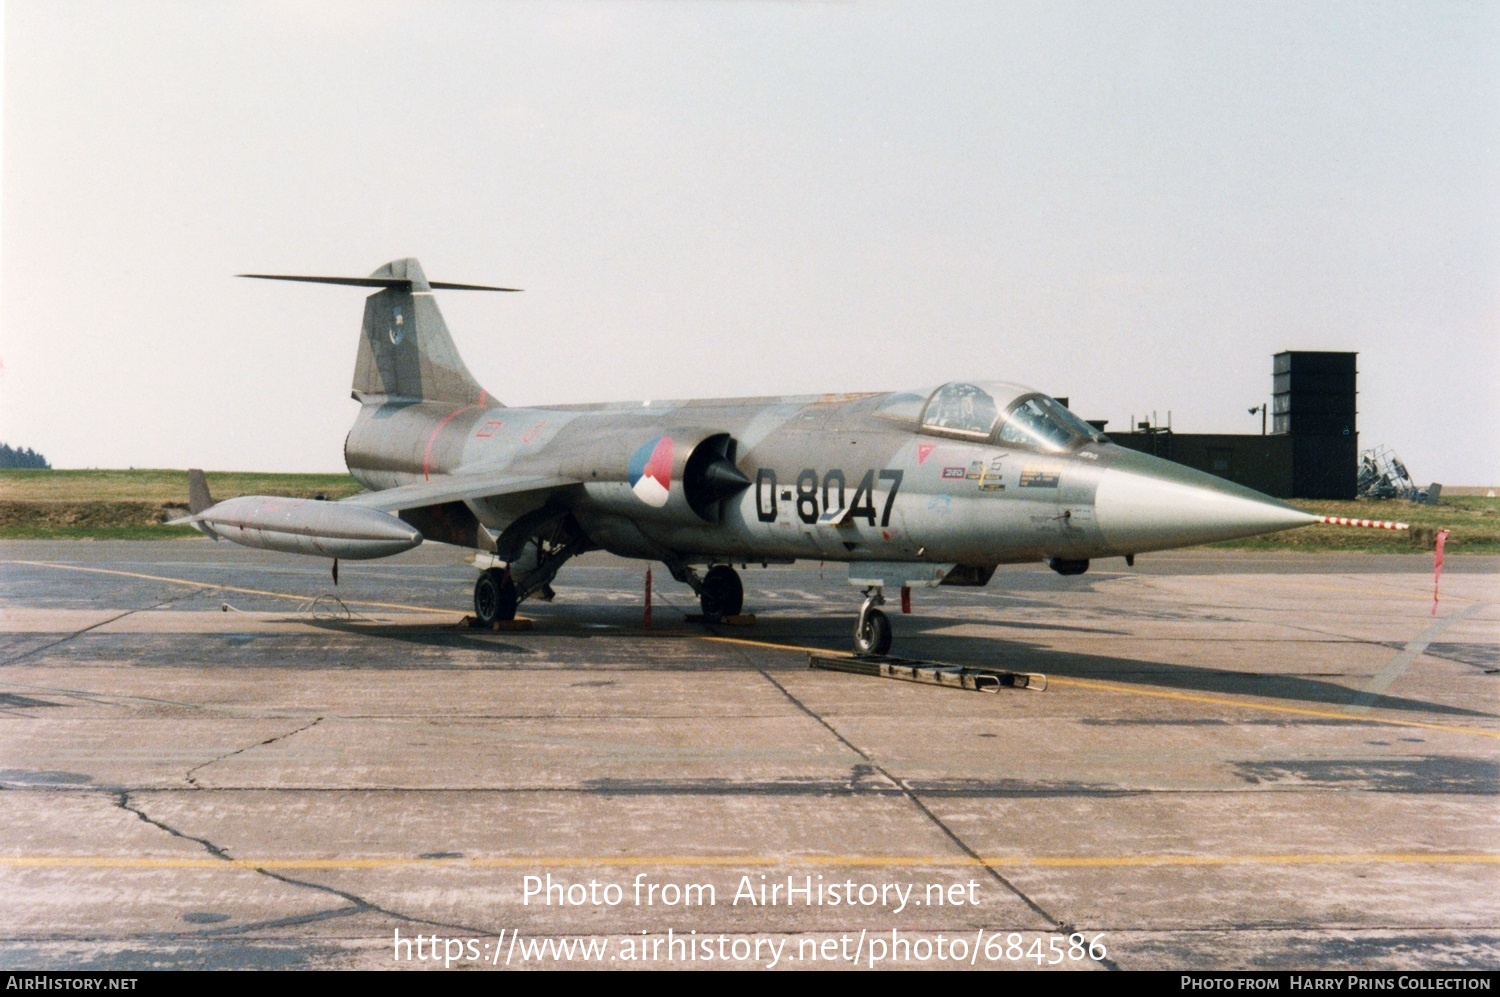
left=755, top=468, right=903, bottom=526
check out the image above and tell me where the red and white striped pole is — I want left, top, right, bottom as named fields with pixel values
left=1314, top=517, right=1455, bottom=615
left=1316, top=516, right=1409, bottom=530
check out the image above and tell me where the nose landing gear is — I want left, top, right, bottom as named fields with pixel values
left=853, top=587, right=892, bottom=656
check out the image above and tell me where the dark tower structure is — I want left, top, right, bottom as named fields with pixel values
left=1271, top=351, right=1357, bottom=499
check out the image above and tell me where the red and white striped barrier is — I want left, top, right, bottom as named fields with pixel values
left=1316, top=516, right=1409, bottom=530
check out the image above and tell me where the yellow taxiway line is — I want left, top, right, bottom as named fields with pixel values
left=9, top=560, right=448, bottom=615
left=707, top=635, right=1500, bottom=740
left=1041, top=675, right=1500, bottom=740
left=12, top=561, right=1497, bottom=742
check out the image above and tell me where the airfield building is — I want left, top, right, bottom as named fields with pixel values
left=1091, top=351, right=1357, bottom=500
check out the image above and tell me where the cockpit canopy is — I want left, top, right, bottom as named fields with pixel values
left=874, top=381, right=1106, bottom=451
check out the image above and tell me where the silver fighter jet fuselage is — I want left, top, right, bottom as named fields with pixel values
left=184, top=258, right=1316, bottom=654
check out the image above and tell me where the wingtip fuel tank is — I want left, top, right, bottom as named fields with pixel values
left=187, top=495, right=423, bottom=560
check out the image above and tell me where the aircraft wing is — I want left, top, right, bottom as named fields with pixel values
left=339, top=473, right=580, bottom=513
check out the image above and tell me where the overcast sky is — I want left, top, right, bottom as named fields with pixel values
left=2, top=1, right=1495, bottom=484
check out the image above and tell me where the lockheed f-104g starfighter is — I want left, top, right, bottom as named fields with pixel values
left=179, top=258, right=1316, bottom=654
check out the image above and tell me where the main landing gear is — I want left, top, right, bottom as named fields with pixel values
left=473, top=568, right=518, bottom=625
left=471, top=512, right=593, bottom=626
left=853, top=587, right=893, bottom=656
left=698, top=564, right=744, bottom=620
left=665, top=561, right=745, bottom=622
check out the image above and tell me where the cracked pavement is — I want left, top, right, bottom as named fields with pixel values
left=2, top=542, right=1497, bottom=969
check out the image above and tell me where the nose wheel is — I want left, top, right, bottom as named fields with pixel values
left=474, top=568, right=518, bottom=624
left=853, top=588, right=893, bottom=656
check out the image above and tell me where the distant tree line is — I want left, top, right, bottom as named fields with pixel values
left=0, top=444, right=51, bottom=469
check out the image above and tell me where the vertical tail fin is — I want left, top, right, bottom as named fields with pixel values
left=351, top=259, right=490, bottom=405
left=239, top=258, right=518, bottom=406
left=187, top=469, right=214, bottom=515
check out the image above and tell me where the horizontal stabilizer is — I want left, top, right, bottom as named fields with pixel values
left=239, top=274, right=520, bottom=292
left=245, top=258, right=506, bottom=405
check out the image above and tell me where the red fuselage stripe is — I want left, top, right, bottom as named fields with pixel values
left=423, top=391, right=487, bottom=481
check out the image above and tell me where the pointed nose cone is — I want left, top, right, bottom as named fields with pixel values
left=1095, top=450, right=1318, bottom=554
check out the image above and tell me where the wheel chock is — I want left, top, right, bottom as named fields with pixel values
left=808, top=653, right=1045, bottom=693
left=460, top=615, right=534, bottom=631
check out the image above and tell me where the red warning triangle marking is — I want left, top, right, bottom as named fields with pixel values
left=916, top=443, right=936, bottom=465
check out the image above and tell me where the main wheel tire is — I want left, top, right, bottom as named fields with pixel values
left=474, top=568, right=518, bottom=624
left=699, top=565, right=744, bottom=619
left=853, top=607, right=893, bottom=656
